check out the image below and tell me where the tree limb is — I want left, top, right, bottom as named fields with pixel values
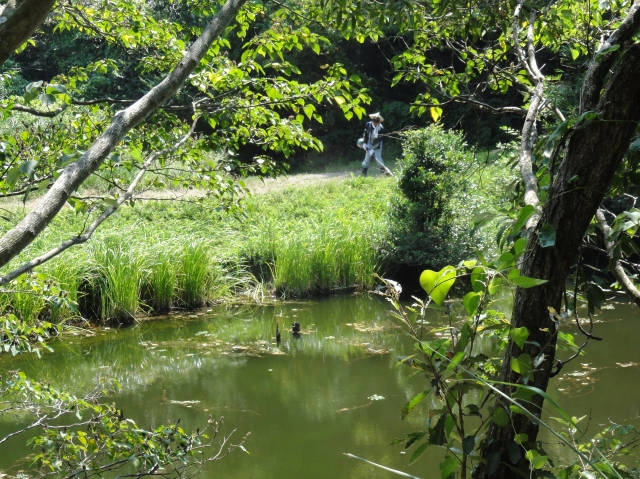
left=513, top=3, right=543, bottom=231
left=0, top=0, right=56, bottom=67
left=0, top=0, right=247, bottom=270
left=595, top=207, right=640, bottom=307
left=0, top=108, right=200, bottom=285
left=581, top=0, right=640, bottom=113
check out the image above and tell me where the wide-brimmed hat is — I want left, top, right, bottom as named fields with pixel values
left=369, top=112, right=384, bottom=122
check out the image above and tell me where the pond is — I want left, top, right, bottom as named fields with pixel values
left=0, top=295, right=639, bottom=478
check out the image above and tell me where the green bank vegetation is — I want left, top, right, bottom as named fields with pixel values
left=0, top=139, right=514, bottom=325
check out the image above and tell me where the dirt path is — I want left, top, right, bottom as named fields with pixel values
left=1, top=169, right=373, bottom=213
left=244, top=171, right=354, bottom=195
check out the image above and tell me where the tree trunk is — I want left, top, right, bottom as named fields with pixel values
left=0, top=0, right=56, bottom=67
left=475, top=42, right=640, bottom=479
left=0, top=0, right=247, bottom=270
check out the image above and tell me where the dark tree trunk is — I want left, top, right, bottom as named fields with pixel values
left=475, top=42, right=640, bottom=478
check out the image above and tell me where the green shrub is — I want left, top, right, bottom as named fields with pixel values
left=386, top=125, right=480, bottom=269
left=398, top=124, right=473, bottom=227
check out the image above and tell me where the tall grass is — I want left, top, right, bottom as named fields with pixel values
left=142, top=248, right=176, bottom=314
left=90, top=238, right=142, bottom=324
left=177, top=242, right=211, bottom=308
left=1, top=175, right=399, bottom=323
left=271, top=220, right=380, bottom=295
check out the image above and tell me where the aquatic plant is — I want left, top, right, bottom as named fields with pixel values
left=142, top=247, right=176, bottom=314
left=177, top=242, right=211, bottom=308
left=88, top=238, right=142, bottom=324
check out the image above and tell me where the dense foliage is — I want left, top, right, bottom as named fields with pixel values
left=398, top=125, right=473, bottom=226
left=1, top=0, right=640, bottom=478
left=384, top=126, right=515, bottom=270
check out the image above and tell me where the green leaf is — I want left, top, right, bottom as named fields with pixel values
left=462, top=436, right=476, bottom=455
left=512, top=205, right=535, bottom=233
left=428, top=413, right=447, bottom=446
left=492, top=407, right=510, bottom=427
left=456, top=323, right=470, bottom=353
left=579, top=111, right=599, bottom=123
left=46, top=83, right=67, bottom=94
left=266, top=87, right=279, bottom=99
left=38, top=93, right=56, bottom=105
left=401, top=390, right=430, bottom=420
left=419, top=265, right=456, bottom=306
left=470, top=266, right=487, bottom=293
left=25, top=80, right=43, bottom=93
left=595, top=43, right=620, bottom=61
left=514, top=238, right=527, bottom=255
left=570, top=48, right=579, bottom=60
left=585, top=283, right=606, bottom=313
left=511, top=353, right=532, bottom=375
left=524, top=450, right=548, bottom=469
left=303, top=104, right=314, bottom=119
left=440, top=456, right=458, bottom=479
left=488, top=276, right=504, bottom=295
left=20, top=160, right=38, bottom=177
left=67, top=198, right=89, bottom=215
left=409, top=442, right=429, bottom=464
left=510, top=327, right=529, bottom=349
left=514, top=433, right=529, bottom=445
left=6, top=167, right=21, bottom=187
left=463, top=292, right=481, bottom=316
left=487, top=453, right=501, bottom=475
left=511, top=276, right=547, bottom=288
left=494, top=252, right=514, bottom=270
left=506, top=440, right=522, bottom=464
left=463, top=260, right=477, bottom=270
left=464, top=404, right=482, bottom=419
left=24, top=88, right=38, bottom=104
left=537, top=223, right=556, bottom=248
left=446, top=351, right=466, bottom=370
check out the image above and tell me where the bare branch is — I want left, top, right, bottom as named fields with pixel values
left=414, top=96, right=528, bottom=115
left=595, top=207, right=640, bottom=307
left=9, top=103, right=69, bottom=117
left=0, top=0, right=247, bottom=270
left=513, top=3, right=544, bottom=230
left=0, top=108, right=200, bottom=285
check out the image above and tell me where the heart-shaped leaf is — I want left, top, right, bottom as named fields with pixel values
left=420, top=265, right=456, bottom=306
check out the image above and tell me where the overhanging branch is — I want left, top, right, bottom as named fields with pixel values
left=0, top=107, right=200, bottom=285
left=0, top=0, right=57, bottom=67
left=0, top=0, right=248, bottom=270
left=595, top=207, right=640, bottom=307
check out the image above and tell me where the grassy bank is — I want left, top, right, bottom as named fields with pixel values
left=1, top=175, right=394, bottom=324
left=0, top=154, right=513, bottom=325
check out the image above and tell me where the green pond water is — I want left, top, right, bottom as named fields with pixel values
left=0, top=295, right=639, bottom=478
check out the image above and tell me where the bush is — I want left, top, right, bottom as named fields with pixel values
left=385, top=125, right=475, bottom=269
left=398, top=124, right=473, bottom=227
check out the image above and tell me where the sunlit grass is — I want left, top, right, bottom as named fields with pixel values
left=1, top=176, right=397, bottom=323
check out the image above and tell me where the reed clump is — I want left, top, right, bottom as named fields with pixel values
left=0, top=175, right=396, bottom=325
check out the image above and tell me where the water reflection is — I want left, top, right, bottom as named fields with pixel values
left=0, top=295, right=638, bottom=478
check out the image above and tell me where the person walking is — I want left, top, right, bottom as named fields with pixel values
left=361, top=112, right=386, bottom=177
